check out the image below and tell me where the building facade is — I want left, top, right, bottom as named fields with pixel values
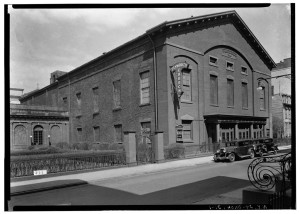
left=19, top=11, right=276, bottom=150
left=10, top=104, right=69, bottom=150
left=10, top=88, right=24, bottom=104
left=271, top=58, right=291, bottom=138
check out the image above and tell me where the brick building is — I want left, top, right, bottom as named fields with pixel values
left=19, top=11, right=276, bottom=150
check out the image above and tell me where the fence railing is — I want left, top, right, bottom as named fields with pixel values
left=247, top=152, right=291, bottom=191
left=10, top=152, right=126, bottom=178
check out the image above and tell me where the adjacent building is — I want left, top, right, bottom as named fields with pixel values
left=18, top=11, right=276, bottom=151
left=10, top=88, right=24, bottom=104
left=10, top=104, right=69, bottom=150
left=271, top=58, right=292, bottom=138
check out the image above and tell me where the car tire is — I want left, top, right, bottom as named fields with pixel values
left=228, top=153, right=236, bottom=162
left=258, top=150, right=263, bottom=157
left=250, top=150, right=255, bottom=159
left=273, top=149, right=277, bottom=155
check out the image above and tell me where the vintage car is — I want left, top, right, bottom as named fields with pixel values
left=260, top=138, right=278, bottom=154
left=252, top=140, right=267, bottom=157
left=213, top=139, right=256, bottom=162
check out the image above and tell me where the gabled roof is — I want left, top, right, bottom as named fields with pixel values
left=146, top=10, right=276, bottom=69
left=20, top=10, right=276, bottom=101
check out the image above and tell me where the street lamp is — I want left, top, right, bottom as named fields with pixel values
left=30, top=135, right=33, bottom=145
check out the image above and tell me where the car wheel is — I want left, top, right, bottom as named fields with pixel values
left=228, top=153, right=236, bottom=162
left=258, top=150, right=263, bottom=157
left=273, top=149, right=277, bottom=155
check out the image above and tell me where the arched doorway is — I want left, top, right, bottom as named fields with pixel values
left=33, top=125, right=43, bottom=145
left=50, top=125, right=61, bottom=145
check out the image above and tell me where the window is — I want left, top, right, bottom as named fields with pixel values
left=33, top=126, right=43, bottom=145
left=92, top=87, right=99, bottom=113
left=76, top=92, right=81, bottom=109
left=93, top=126, right=100, bottom=142
left=141, top=122, right=151, bottom=144
left=140, top=71, right=150, bottom=104
left=63, top=97, right=68, bottom=105
left=227, top=79, right=234, bottom=107
left=241, top=66, right=248, bottom=74
left=77, top=128, right=82, bottom=142
left=114, top=124, right=123, bottom=142
left=113, top=80, right=121, bottom=108
left=226, top=61, right=234, bottom=71
left=242, top=83, right=248, bottom=108
left=259, top=86, right=266, bottom=110
left=209, top=56, right=218, bottom=66
left=182, top=120, right=193, bottom=140
left=181, top=70, right=191, bottom=101
left=210, top=75, right=218, bottom=105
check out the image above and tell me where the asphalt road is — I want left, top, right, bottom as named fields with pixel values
left=9, top=149, right=290, bottom=210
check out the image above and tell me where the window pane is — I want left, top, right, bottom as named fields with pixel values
left=113, top=80, right=121, bottom=107
left=182, top=121, right=192, bottom=140
left=114, top=125, right=123, bottom=142
left=140, top=72, right=150, bottom=104
left=210, top=75, right=218, bottom=105
left=242, top=83, right=248, bottom=108
left=227, top=79, right=234, bottom=106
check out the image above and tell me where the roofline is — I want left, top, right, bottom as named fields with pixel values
left=19, top=82, right=58, bottom=101
left=21, top=10, right=276, bottom=100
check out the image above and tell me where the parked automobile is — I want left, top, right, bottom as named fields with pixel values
left=261, top=138, right=278, bottom=155
left=213, top=139, right=256, bottom=162
left=252, top=140, right=267, bottom=157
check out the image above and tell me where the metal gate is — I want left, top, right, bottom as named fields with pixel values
left=136, top=129, right=154, bottom=165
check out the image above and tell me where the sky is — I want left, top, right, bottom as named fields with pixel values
left=9, top=4, right=291, bottom=93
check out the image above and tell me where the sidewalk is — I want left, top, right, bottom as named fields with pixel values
left=10, top=145, right=291, bottom=197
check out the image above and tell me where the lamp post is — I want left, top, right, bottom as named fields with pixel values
left=30, top=135, right=33, bottom=145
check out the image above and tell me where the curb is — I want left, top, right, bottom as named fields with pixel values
left=11, top=180, right=88, bottom=196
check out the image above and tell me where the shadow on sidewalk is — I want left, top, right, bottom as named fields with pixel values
left=9, top=176, right=250, bottom=211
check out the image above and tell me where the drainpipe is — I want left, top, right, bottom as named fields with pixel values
left=147, top=34, right=158, bottom=131
left=68, top=76, right=71, bottom=144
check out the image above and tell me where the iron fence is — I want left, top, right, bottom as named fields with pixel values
left=10, top=152, right=126, bottom=178
left=269, top=189, right=291, bottom=209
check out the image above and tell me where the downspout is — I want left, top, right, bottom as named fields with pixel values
left=147, top=34, right=158, bottom=131
left=68, top=76, right=71, bottom=144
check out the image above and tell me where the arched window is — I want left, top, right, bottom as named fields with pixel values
left=33, top=125, right=43, bottom=145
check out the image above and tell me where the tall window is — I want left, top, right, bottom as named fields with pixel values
left=259, top=86, right=265, bottom=110
left=33, top=126, right=43, bottom=145
left=114, top=124, right=123, bottom=142
left=242, top=82, right=248, bottom=108
left=182, top=120, right=192, bottom=140
left=92, top=87, right=99, bottom=113
left=113, top=80, right=121, bottom=108
left=76, top=92, right=81, bottom=109
left=182, top=70, right=191, bottom=102
left=140, top=71, right=150, bottom=104
left=93, top=126, right=100, bottom=142
left=210, top=75, right=218, bottom=105
left=227, top=79, right=234, bottom=107
left=77, top=128, right=82, bottom=142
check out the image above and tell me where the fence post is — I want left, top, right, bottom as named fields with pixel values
left=124, top=131, right=137, bottom=166
left=154, top=131, right=164, bottom=163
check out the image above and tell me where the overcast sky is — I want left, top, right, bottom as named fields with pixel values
left=9, top=4, right=291, bottom=93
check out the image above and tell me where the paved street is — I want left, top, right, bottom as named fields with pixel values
left=8, top=149, right=291, bottom=210
left=9, top=157, right=253, bottom=208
